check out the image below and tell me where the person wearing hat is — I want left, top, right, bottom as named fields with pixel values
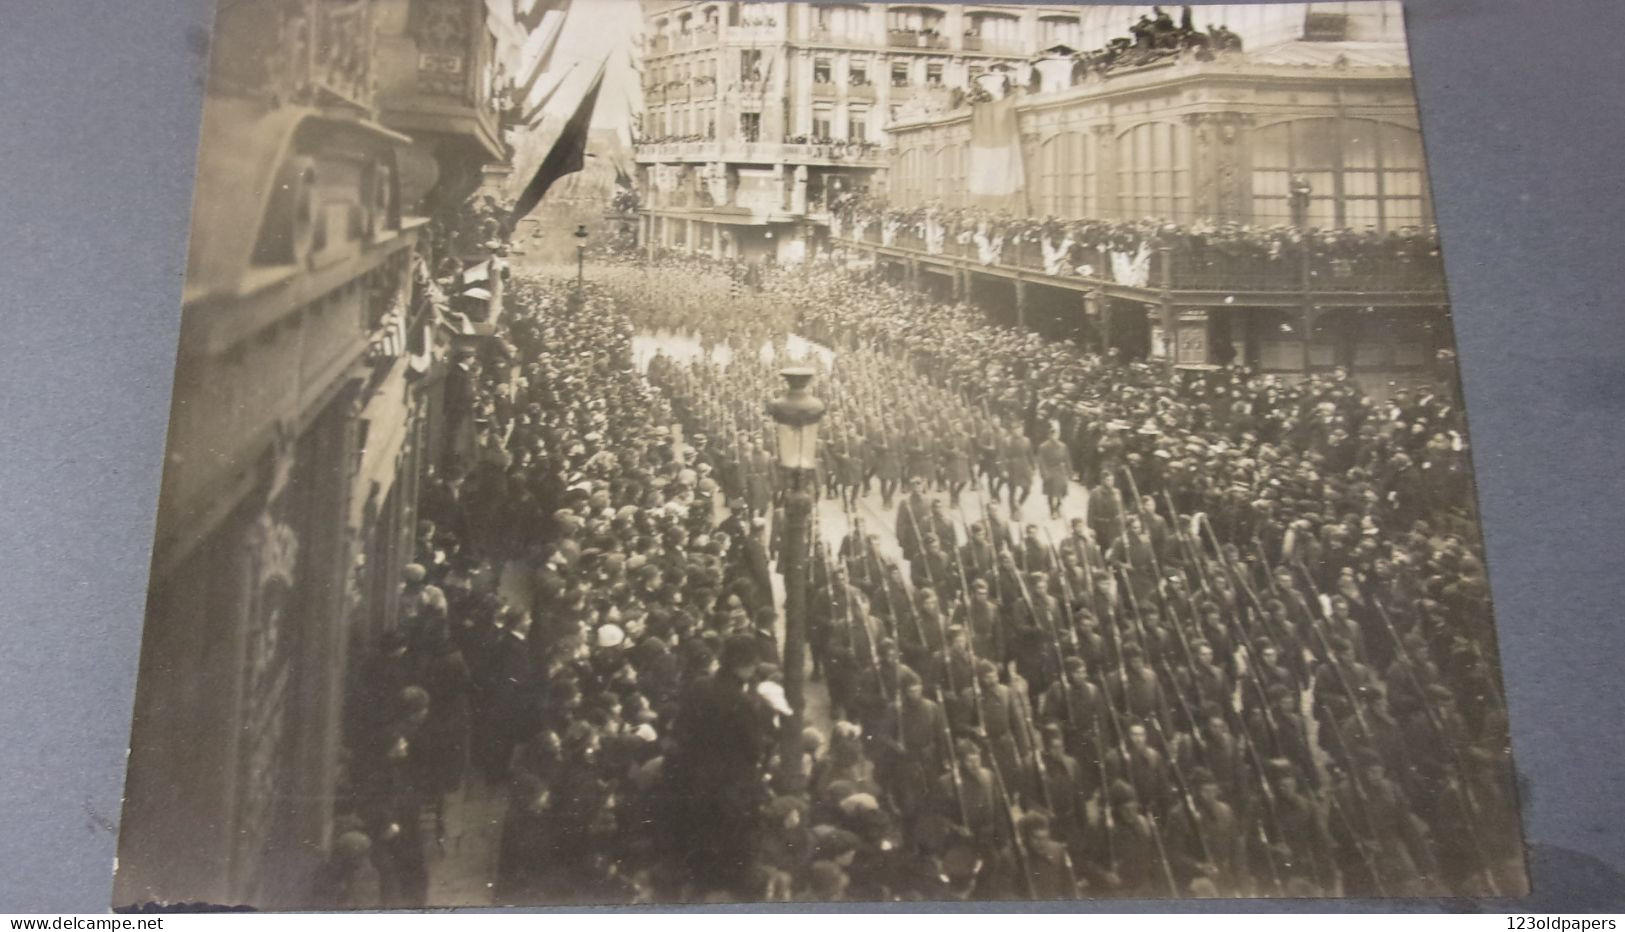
left=938, top=738, right=999, bottom=847
left=1036, top=425, right=1074, bottom=520
left=952, top=573, right=1005, bottom=668
left=1105, top=721, right=1170, bottom=816
left=894, top=476, right=933, bottom=565
left=1086, top=471, right=1123, bottom=552
left=1000, top=424, right=1036, bottom=522
left=876, top=666, right=949, bottom=824
left=311, top=827, right=382, bottom=908
left=658, top=632, right=770, bottom=898
left=1039, top=655, right=1104, bottom=780
left=1091, top=778, right=1156, bottom=896
left=997, top=810, right=1077, bottom=899
left=1161, top=764, right=1242, bottom=896
left=952, top=659, right=1030, bottom=798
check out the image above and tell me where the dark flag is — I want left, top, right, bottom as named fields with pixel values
left=509, top=60, right=606, bottom=225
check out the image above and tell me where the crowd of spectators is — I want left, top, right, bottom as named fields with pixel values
left=584, top=254, right=1518, bottom=899
left=830, top=194, right=1445, bottom=291
left=314, top=240, right=1519, bottom=905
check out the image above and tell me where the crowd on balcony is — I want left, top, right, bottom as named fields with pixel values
left=634, top=133, right=716, bottom=146
left=828, top=194, right=1444, bottom=292
left=1066, top=7, right=1244, bottom=81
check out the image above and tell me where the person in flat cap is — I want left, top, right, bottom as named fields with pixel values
left=658, top=632, right=770, bottom=898
left=877, top=664, right=949, bottom=821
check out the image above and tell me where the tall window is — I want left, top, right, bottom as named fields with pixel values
left=891, top=61, right=910, bottom=87
left=1251, top=118, right=1429, bottom=230
left=849, top=61, right=869, bottom=86
left=816, top=4, right=867, bottom=38
left=926, top=62, right=944, bottom=86
left=1040, top=132, right=1089, bottom=217
left=813, top=58, right=832, bottom=84
left=1117, top=122, right=1191, bottom=221
left=812, top=104, right=833, bottom=140
left=740, top=112, right=761, bottom=142
left=934, top=144, right=964, bottom=205
left=849, top=108, right=869, bottom=143
left=740, top=50, right=763, bottom=81
left=1039, top=15, right=1081, bottom=48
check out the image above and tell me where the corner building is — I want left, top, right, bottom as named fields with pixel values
left=861, top=2, right=1452, bottom=386
left=635, top=2, right=1088, bottom=263
left=115, top=0, right=526, bottom=908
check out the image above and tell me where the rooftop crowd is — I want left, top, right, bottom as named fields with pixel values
left=316, top=241, right=1521, bottom=905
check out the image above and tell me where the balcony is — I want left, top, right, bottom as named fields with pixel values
left=375, top=0, right=504, bottom=163
left=649, top=35, right=669, bottom=54
left=887, top=29, right=950, bottom=50
left=728, top=24, right=781, bottom=44
left=645, top=86, right=666, bottom=104
left=805, top=28, right=873, bottom=47
left=848, top=82, right=877, bottom=101
left=672, top=26, right=719, bottom=51
left=832, top=228, right=1446, bottom=297
left=635, top=140, right=892, bottom=168
left=962, top=35, right=1025, bottom=55
left=811, top=80, right=839, bottom=98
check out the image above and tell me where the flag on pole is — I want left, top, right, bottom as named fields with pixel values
left=966, top=96, right=1027, bottom=212
left=510, top=60, right=607, bottom=224
left=512, top=4, right=572, bottom=108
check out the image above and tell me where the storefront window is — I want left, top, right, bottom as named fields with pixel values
left=1252, top=118, right=1430, bottom=230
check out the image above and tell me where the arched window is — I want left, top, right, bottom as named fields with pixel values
left=897, top=147, right=926, bottom=205
left=814, top=4, right=869, bottom=39
left=965, top=11, right=1020, bottom=50
left=1039, top=14, right=1081, bottom=48
left=1117, top=122, right=1191, bottom=221
left=933, top=144, right=963, bottom=205
left=1040, top=132, right=1091, bottom=217
left=1251, top=118, right=1429, bottom=230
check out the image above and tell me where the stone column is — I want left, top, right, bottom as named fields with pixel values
left=1185, top=112, right=1254, bottom=223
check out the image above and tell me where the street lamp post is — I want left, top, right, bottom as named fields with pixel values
left=574, top=223, right=590, bottom=289
left=766, top=367, right=825, bottom=786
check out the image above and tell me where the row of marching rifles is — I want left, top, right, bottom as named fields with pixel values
left=801, top=466, right=1511, bottom=899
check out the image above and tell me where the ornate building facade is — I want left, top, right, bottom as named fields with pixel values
left=116, top=0, right=526, bottom=908
left=634, top=2, right=1085, bottom=263
left=860, top=1, right=1449, bottom=384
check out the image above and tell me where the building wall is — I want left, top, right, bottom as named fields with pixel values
left=115, top=0, right=500, bottom=908
left=887, top=61, right=1430, bottom=230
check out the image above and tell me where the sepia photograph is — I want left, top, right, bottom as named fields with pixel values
left=114, top=0, right=1527, bottom=909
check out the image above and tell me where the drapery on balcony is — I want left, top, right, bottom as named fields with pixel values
left=832, top=228, right=1447, bottom=295
left=887, top=29, right=949, bottom=49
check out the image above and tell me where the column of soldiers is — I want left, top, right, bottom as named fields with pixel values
left=594, top=252, right=1522, bottom=900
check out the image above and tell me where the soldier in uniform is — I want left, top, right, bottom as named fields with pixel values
left=954, top=659, right=1032, bottom=801
left=954, top=576, right=1005, bottom=669
left=1087, top=472, right=1124, bottom=555
left=1037, top=426, right=1074, bottom=520
left=1002, top=425, right=1035, bottom=521
left=895, top=477, right=933, bottom=565
left=876, top=667, right=951, bottom=827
